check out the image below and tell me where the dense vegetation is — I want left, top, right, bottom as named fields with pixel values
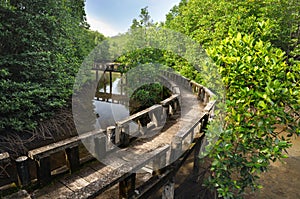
left=0, top=0, right=299, bottom=198
left=0, top=0, right=104, bottom=137
left=164, top=0, right=300, bottom=198
left=115, top=1, right=299, bottom=198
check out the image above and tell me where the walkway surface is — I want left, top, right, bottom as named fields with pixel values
left=25, top=84, right=205, bottom=199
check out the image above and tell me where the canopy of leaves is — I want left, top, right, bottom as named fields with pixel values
left=165, top=0, right=300, bottom=198
left=0, top=0, right=104, bottom=134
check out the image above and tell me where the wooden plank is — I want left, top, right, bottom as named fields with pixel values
left=31, top=181, right=73, bottom=199
left=66, top=146, right=80, bottom=173
left=204, top=100, right=216, bottom=112
left=176, top=116, right=205, bottom=140
left=117, top=105, right=162, bottom=126
left=60, top=174, right=89, bottom=192
left=36, top=156, right=51, bottom=186
left=15, top=156, right=31, bottom=187
left=66, top=145, right=170, bottom=199
left=162, top=178, right=175, bottom=199
left=160, top=95, right=179, bottom=107
left=119, top=173, right=136, bottom=198
left=28, top=130, right=104, bottom=160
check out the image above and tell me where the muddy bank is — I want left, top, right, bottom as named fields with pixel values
left=245, top=135, right=300, bottom=199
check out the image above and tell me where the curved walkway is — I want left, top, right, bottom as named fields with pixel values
left=2, top=71, right=215, bottom=199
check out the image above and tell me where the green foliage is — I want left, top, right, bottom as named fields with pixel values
left=0, top=0, right=104, bottom=133
left=206, top=33, right=298, bottom=198
left=165, top=0, right=300, bottom=197
left=165, top=0, right=300, bottom=60
left=130, top=83, right=170, bottom=114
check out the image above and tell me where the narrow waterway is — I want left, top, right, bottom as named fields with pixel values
left=93, top=74, right=138, bottom=132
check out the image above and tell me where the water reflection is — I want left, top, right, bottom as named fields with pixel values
left=94, top=75, right=138, bottom=132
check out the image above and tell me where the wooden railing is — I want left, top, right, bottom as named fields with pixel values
left=0, top=70, right=216, bottom=198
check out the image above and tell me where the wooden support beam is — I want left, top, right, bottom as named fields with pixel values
left=15, top=156, right=31, bottom=187
left=107, top=126, right=116, bottom=149
left=109, top=71, right=112, bottom=94
left=94, top=135, right=107, bottom=160
left=162, top=177, right=175, bottom=199
left=170, top=136, right=182, bottom=163
left=66, top=146, right=80, bottom=173
left=152, top=152, right=167, bottom=174
left=119, top=173, right=136, bottom=199
left=36, top=156, right=51, bottom=186
left=193, top=136, right=203, bottom=175
left=120, top=124, right=130, bottom=147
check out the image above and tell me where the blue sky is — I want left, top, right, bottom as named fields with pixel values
left=85, top=0, right=181, bottom=36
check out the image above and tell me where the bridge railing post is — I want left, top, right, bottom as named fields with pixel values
left=170, top=136, right=183, bottom=164
left=36, top=156, right=51, bottom=186
left=149, top=105, right=164, bottom=127
left=117, top=123, right=130, bottom=147
left=162, top=176, right=175, bottom=199
left=119, top=173, right=136, bottom=199
left=66, top=146, right=80, bottom=173
left=107, top=126, right=116, bottom=149
left=15, top=156, right=31, bottom=187
left=152, top=152, right=167, bottom=175
left=94, top=134, right=107, bottom=160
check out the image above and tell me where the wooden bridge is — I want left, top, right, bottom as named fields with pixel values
left=0, top=70, right=216, bottom=199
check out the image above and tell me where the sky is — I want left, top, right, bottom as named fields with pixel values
left=85, top=0, right=181, bottom=37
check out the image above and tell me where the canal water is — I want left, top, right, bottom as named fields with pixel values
left=93, top=73, right=138, bottom=131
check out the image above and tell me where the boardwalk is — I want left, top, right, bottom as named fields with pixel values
left=2, top=71, right=215, bottom=199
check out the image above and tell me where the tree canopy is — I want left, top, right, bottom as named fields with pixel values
left=0, top=0, right=104, bottom=135
left=164, top=0, right=299, bottom=197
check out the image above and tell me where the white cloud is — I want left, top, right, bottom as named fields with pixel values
left=86, top=14, right=120, bottom=37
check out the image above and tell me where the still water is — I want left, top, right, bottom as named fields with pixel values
left=93, top=74, right=137, bottom=131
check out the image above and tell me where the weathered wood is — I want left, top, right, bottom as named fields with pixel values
left=160, top=95, right=179, bottom=107
left=117, top=104, right=162, bottom=127
left=162, top=177, right=175, bottom=199
left=120, top=124, right=130, bottom=147
left=109, top=71, right=113, bottom=94
left=60, top=174, right=89, bottom=192
left=193, top=135, right=203, bottom=175
left=3, top=190, right=31, bottom=199
left=153, top=152, right=167, bottom=172
left=107, top=126, right=116, bottom=148
left=66, top=146, right=80, bottom=173
left=15, top=156, right=31, bottom=187
left=204, top=100, right=217, bottom=113
left=170, top=136, right=183, bottom=163
left=94, top=135, right=107, bottom=160
left=28, top=130, right=103, bottom=160
left=15, top=69, right=216, bottom=199
left=31, top=181, right=73, bottom=199
left=119, top=173, right=136, bottom=199
left=36, top=156, right=51, bottom=186
left=66, top=145, right=169, bottom=199
left=176, top=116, right=205, bottom=141
left=149, top=105, right=163, bottom=127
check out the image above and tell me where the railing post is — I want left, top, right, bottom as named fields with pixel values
left=120, top=124, right=130, bottom=147
left=150, top=105, right=163, bottom=127
left=152, top=152, right=167, bottom=174
left=162, top=176, right=175, bottom=199
left=170, top=136, right=182, bottom=163
left=66, top=146, right=80, bottom=173
left=107, top=126, right=116, bottom=149
left=36, top=156, right=51, bottom=186
left=94, top=134, right=107, bottom=160
left=193, top=136, right=203, bottom=175
left=15, top=156, right=31, bottom=187
left=119, top=173, right=136, bottom=199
